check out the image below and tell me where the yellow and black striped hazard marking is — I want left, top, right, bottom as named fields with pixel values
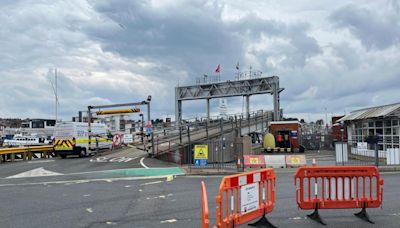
left=54, top=139, right=74, bottom=150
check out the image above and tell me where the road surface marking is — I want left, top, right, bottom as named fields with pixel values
left=83, top=194, right=91, bottom=197
left=288, top=217, right=305, bottom=220
left=124, top=185, right=131, bottom=188
left=140, top=157, right=149, bottom=169
left=6, top=167, right=63, bottom=179
left=166, top=175, right=174, bottom=181
left=0, top=175, right=175, bottom=187
left=106, top=221, right=117, bottom=225
left=90, top=156, right=138, bottom=163
left=160, top=219, right=177, bottom=224
left=140, top=180, right=162, bottom=186
left=27, top=160, right=55, bottom=164
left=146, top=194, right=173, bottom=200
left=86, top=208, right=93, bottom=213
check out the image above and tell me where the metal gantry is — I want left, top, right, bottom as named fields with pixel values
left=175, top=76, right=283, bottom=124
left=87, top=96, right=152, bottom=154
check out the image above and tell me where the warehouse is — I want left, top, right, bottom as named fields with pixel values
left=338, top=103, right=400, bottom=153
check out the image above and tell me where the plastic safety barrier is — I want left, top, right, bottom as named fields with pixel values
left=294, top=166, right=384, bottom=225
left=264, top=155, right=286, bottom=168
left=201, top=181, right=210, bottom=228
left=285, top=155, right=306, bottom=168
left=216, top=168, right=277, bottom=228
left=243, top=155, right=266, bottom=169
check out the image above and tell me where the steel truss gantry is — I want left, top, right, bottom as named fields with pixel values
left=175, top=76, right=283, bottom=124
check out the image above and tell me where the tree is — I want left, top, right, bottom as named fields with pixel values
left=316, top=119, right=324, bottom=126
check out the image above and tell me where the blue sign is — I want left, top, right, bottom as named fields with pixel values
left=145, top=127, right=153, bottom=135
left=195, top=159, right=208, bottom=166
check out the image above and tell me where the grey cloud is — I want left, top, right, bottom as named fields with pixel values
left=331, top=42, right=360, bottom=69
left=329, top=3, right=400, bottom=50
left=84, top=0, right=321, bottom=77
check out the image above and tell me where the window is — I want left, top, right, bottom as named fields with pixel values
left=394, top=127, right=399, bottom=135
left=376, top=128, right=383, bottom=134
left=385, top=120, right=392, bottom=127
left=376, top=121, right=383, bottom=127
left=368, top=129, right=375, bottom=136
left=368, top=121, right=374, bottom=127
left=393, top=120, right=399, bottom=126
left=385, top=128, right=392, bottom=135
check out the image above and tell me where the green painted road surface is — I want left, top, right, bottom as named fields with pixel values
left=93, top=167, right=185, bottom=178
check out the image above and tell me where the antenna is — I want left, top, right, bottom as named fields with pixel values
left=49, top=68, right=59, bottom=123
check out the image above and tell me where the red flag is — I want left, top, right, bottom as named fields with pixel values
left=215, top=64, right=220, bottom=73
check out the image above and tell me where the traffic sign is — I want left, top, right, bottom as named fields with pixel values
left=194, top=144, right=208, bottom=160
left=123, top=134, right=133, bottom=143
left=113, top=134, right=122, bottom=146
left=145, top=122, right=153, bottom=135
left=195, top=159, right=208, bottom=166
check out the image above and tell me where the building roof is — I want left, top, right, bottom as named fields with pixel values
left=337, top=102, right=400, bottom=122
left=270, top=120, right=300, bottom=125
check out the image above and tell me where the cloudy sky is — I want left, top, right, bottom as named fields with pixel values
left=0, top=0, right=399, bottom=123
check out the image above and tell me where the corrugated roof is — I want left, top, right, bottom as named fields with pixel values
left=337, top=102, right=400, bottom=122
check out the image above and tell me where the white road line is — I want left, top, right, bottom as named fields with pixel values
left=140, top=180, right=162, bottom=186
left=140, top=157, right=149, bottom=169
left=27, top=160, right=55, bottom=164
left=160, top=219, right=177, bottom=224
left=86, top=208, right=93, bottom=213
left=0, top=175, right=174, bottom=187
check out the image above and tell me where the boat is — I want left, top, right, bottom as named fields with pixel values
left=2, top=133, right=50, bottom=147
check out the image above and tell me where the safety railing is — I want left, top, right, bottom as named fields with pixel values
left=0, top=145, right=54, bottom=162
left=201, top=181, right=210, bottom=228
left=294, top=166, right=384, bottom=225
left=215, top=168, right=276, bottom=228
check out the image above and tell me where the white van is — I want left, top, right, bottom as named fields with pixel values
left=53, top=122, right=112, bottom=158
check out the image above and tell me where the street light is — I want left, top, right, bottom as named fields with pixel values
left=340, top=120, right=344, bottom=166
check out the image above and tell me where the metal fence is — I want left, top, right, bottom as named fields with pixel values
left=187, top=139, right=243, bottom=171
left=335, top=139, right=400, bottom=166
left=301, top=133, right=333, bottom=150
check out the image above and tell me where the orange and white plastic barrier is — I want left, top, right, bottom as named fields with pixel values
left=243, top=155, right=306, bottom=169
left=201, top=181, right=210, bottom=228
left=294, top=165, right=384, bottom=224
left=215, top=168, right=277, bottom=228
left=244, top=155, right=266, bottom=169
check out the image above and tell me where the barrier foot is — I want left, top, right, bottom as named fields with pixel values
left=307, top=204, right=326, bottom=225
left=248, top=208, right=277, bottom=228
left=354, top=204, right=374, bottom=224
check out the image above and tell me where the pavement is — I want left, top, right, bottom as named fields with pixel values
left=0, top=148, right=400, bottom=227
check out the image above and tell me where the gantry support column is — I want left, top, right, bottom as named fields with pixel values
left=175, top=87, right=182, bottom=126
left=206, top=98, right=210, bottom=120
left=245, top=95, right=250, bottom=118
left=273, top=79, right=280, bottom=121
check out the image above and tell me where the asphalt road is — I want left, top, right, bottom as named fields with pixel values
left=0, top=149, right=400, bottom=227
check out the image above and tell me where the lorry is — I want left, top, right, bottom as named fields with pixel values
left=53, top=122, right=112, bottom=158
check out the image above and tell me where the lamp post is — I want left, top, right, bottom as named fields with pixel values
left=340, top=120, right=345, bottom=166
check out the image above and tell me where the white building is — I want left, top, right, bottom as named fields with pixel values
left=101, top=115, right=141, bottom=134
left=338, top=103, right=400, bottom=155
